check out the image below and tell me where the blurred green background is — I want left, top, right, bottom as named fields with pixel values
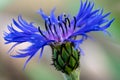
left=0, top=0, right=120, bottom=80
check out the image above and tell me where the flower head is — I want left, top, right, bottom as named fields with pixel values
left=4, top=0, right=114, bottom=72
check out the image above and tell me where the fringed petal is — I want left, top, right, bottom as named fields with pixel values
left=71, top=0, right=114, bottom=38
left=4, top=16, right=54, bottom=68
left=37, top=9, right=49, bottom=20
left=50, top=8, right=58, bottom=23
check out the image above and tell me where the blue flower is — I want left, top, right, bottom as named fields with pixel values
left=4, top=0, right=114, bottom=69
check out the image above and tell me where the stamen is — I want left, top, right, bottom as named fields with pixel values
left=38, top=27, right=48, bottom=39
left=58, top=22, right=65, bottom=36
left=48, top=18, right=55, bottom=36
left=64, top=14, right=66, bottom=17
left=57, top=16, right=60, bottom=21
left=65, top=17, right=70, bottom=27
left=63, top=13, right=70, bottom=27
left=45, top=20, right=50, bottom=34
left=73, top=16, right=77, bottom=30
left=53, top=24, right=60, bottom=41
left=62, top=21, right=68, bottom=33
left=48, top=17, right=52, bottom=25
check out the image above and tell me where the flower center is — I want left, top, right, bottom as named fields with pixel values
left=38, top=14, right=77, bottom=43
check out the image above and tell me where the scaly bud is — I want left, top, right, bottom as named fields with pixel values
left=51, top=42, right=80, bottom=74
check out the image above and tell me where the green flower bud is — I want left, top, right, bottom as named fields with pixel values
left=51, top=42, right=80, bottom=74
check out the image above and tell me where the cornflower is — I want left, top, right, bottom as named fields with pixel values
left=4, top=0, right=114, bottom=80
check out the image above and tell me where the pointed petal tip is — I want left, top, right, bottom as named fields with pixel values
left=37, top=8, right=42, bottom=14
left=37, top=9, right=48, bottom=20
left=102, top=18, right=115, bottom=30
left=111, top=18, right=115, bottom=22
left=10, top=53, right=29, bottom=58
left=23, top=55, right=34, bottom=70
left=109, top=18, right=115, bottom=25
left=18, top=14, right=22, bottom=18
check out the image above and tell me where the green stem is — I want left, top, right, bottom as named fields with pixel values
left=63, top=68, right=80, bottom=80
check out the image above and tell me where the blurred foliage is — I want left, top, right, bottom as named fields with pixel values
left=106, top=52, right=120, bottom=80
left=0, top=0, right=13, bottom=11
left=26, top=64, right=62, bottom=80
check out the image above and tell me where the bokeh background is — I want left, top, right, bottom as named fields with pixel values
left=0, top=0, right=120, bottom=80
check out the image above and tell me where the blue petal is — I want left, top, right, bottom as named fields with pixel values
left=7, top=43, right=20, bottom=54
left=4, top=16, right=54, bottom=68
left=101, top=18, right=115, bottom=30
left=72, top=0, right=114, bottom=37
left=18, top=15, right=38, bottom=32
left=12, top=16, right=38, bottom=34
left=38, top=47, right=44, bottom=62
left=50, top=8, right=58, bottom=23
left=37, top=9, right=49, bottom=20
left=23, top=54, right=35, bottom=69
